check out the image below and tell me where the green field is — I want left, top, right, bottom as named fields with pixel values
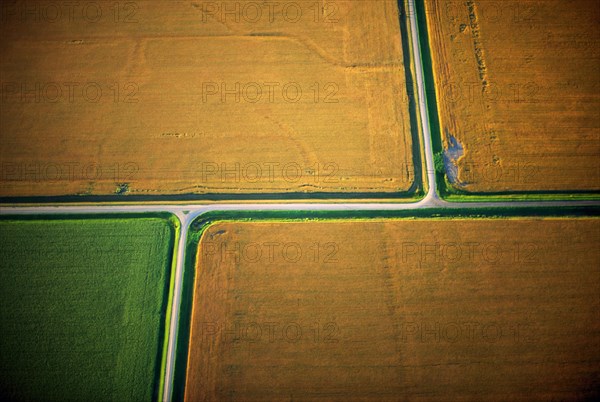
left=0, top=216, right=175, bottom=402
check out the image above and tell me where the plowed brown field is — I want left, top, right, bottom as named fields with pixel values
left=425, top=0, right=599, bottom=193
left=184, top=218, right=600, bottom=401
left=0, top=0, right=417, bottom=197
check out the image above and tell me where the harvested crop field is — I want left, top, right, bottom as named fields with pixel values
left=424, top=0, right=600, bottom=194
left=0, top=0, right=419, bottom=198
left=0, top=216, right=175, bottom=401
left=180, top=217, right=600, bottom=401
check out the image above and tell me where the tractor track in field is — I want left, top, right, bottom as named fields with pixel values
left=0, top=1, right=598, bottom=401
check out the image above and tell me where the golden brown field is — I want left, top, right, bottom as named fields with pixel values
left=185, top=218, right=600, bottom=401
left=0, top=0, right=417, bottom=197
left=425, top=0, right=600, bottom=193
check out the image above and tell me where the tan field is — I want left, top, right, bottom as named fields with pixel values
left=425, top=0, right=600, bottom=193
left=0, top=0, right=418, bottom=197
left=184, top=218, right=600, bottom=401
